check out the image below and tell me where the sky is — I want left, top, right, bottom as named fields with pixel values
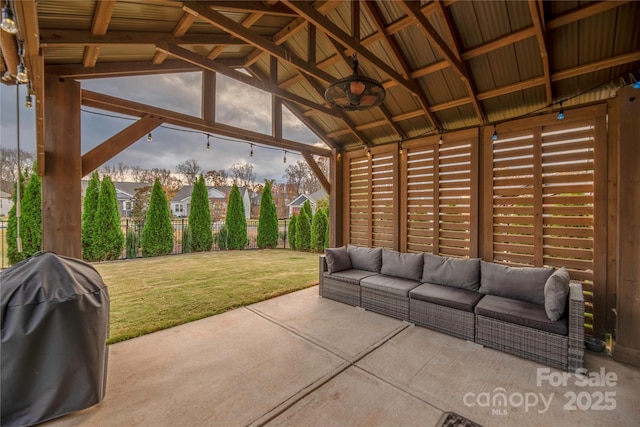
left=0, top=72, right=323, bottom=183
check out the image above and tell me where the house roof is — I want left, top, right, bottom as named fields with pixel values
left=6, top=1, right=637, bottom=156
left=171, top=185, right=237, bottom=202
left=80, top=180, right=151, bottom=198
left=288, top=194, right=312, bottom=208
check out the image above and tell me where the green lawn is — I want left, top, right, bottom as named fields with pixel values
left=94, top=250, right=319, bottom=344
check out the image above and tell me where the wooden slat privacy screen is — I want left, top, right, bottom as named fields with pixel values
left=341, top=105, right=608, bottom=336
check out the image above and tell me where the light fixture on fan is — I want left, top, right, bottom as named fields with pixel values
left=324, top=53, right=385, bottom=111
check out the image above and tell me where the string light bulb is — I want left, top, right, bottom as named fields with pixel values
left=492, top=124, right=498, bottom=141
left=557, top=101, right=565, bottom=121
left=15, top=62, right=28, bottom=83
left=399, top=141, right=403, bottom=155
left=439, top=132, right=443, bottom=145
left=631, top=73, right=640, bottom=89
left=1, top=2, right=18, bottom=34
left=25, top=92, right=32, bottom=108
left=206, top=134, right=210, bottom=150
left=250, top=143, right=253, bottom=157
left=147, top=132, right=152, bottom=142
left=283, top=150, right=287, bottom=163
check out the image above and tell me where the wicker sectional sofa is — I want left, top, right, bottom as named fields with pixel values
left=319, top=246, right=584, bottom=372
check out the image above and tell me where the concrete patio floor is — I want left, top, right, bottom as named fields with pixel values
left=46, top=286, right=640, bottom=426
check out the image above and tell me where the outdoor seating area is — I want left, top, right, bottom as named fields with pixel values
left=320, top=246, right=584, bottom=372
left=43, top=287, right=639, bottom=427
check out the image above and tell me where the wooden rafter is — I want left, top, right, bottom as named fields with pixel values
left=528, top=0, right=552, bottom=106
left=151, top=12, right=196, bottom=65
left=40, top=31, right=248, bottom=48
left=433, top=0, right=484, bottom=123
left=182, top=2, right=336, bottom=84
left=45, top=60, right=203, bottom=79
left=155, top=41, right=341, bottom=118
left=81, top=90, right=331, bottom=157
left=207, top=12, right=264, bottom=61
left=211, top=1, right=297, bottom=17
left=546, top=0, right=631, bottom=30
left=551, top=50, right=640, bottom=82
left=83, top=0, right=116, bottom=68
left=82, top=114, right=165, bottom=176
left=281, top=0, right=439, bottom=129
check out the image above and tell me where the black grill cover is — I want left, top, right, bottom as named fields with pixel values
left=1, top=252, right=110, bottom=426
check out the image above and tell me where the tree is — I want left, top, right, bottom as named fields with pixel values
left=204, top=169, right=228, bottom=186
left=225, top=184, right=247, bottom=250
left=93, top=176, right=125, bottom=261
left=99, top=162, right=129, bottom=181
left=1, top=147, right=34, bottom=185
left=288, top=213, right=298, bottom=250
left=20, top=163, right=42, bottom=257
left=82, top=172, right=101, bottom=261
left=311, top=208, right=328, bottom=252
left=282, top=160, right=308, bottom=196
left=229, top=161, right=256, bottom=191
left=176, top=159, right=202, bottom=185
left=141, top=179, right=174, bottom=257
left=125, top=228, right=139, bottom=259
left=296, top=208, right=311, bottom=251
left=257, top=180, right=278, bottom=249
left=302, top=199, right=313, bottom=222
left=188, top=175, right=213, bottom=251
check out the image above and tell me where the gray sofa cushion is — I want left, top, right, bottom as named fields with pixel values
left=422, top=254, right=481, bottom=291
left=479, top=261, right=554, bottom=306
left=544, top=267, right=570, bottom=321
left=323, top=269, right=378, bottom=286
left=381, top=249, right=423, bottom=281
left=324, top=246, right=352, bottom=274
left=410, top=282, right=484, bottom=313
left=360, top=274, right=420, bottom=297
left=475, top=294, right=568, bottom=335
left=348, top=245, right=382, bottom=273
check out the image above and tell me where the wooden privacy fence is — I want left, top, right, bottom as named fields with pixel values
left=342, top=104, right=611, bottom=337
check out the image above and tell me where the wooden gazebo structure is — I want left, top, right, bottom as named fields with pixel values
left=1, top=0, right=638, bottom=366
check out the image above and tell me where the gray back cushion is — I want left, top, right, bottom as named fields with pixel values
left=324, top=246, right=352, bottom=274
left=348, top=245, right=382, bottom=273
left=422, top=254, right=481, bottom=291
left=479, top=261, right=554, bottom=305
left=381, top=249, right=424, bottom=281
left=544, top=267, right=571, bottom=321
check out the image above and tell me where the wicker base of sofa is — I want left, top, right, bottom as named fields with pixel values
left=409, top=299, right=475, bottom=341
left=361, top=288, right=409, bottom=320
left=321, top=277, right=361, bottom=307
left=476, top=315, right=569, bottom=371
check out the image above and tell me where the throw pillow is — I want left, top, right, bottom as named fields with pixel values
left=544, top=267, right=571, bottom=321
left=380, top=249, right=423, bottom=281
left=479, top=261, right=554, bottom=305
left=348, top=245, right=383, bottom=272
left=422, top=254, right=481, bottom=291
left=324, top=246, right=352, bottom=274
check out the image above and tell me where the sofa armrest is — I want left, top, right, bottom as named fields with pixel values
left=568, top=280, right=585, bottom=371
left=319, top=255, right=327, bottom=292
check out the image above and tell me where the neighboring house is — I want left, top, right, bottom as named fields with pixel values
left=170, top=185, right=251, bottom=220
left=81, top=180, right=149, bottom=218
left=0, top=190, right=14, bottom=217
left=287, top=189, right=327, bottom=218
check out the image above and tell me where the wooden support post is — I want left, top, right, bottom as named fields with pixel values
left=613, top=86, right=640, bottom=367
left=202, top=70, right=216, bottom=123
left=42, top=74, right=82, bottom=258
left=329, top=149, right=343, bottom=247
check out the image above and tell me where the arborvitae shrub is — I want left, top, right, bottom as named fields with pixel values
left=296, top=209, right=311, bottom=251
left=310, top=208, right=328, bottom=252
left=216, top=224, right=228, bottom=250
left=93, top=176, right=124, bottom=261
left=225, top=184, right=247, bottom=250
left=6, top=173, right=25, bottom=265
left=20, top=164, right=42, bottom=258
left=257, top=181, right=278, bottom=249
left=141, top=179, right=174, bottom=257
left=82, top=172, right=100, bottom=261
left=126, top=228, right=139, bottom=259
left=182, top=225, right=192, bottom=253
left=302, top=200, right=313, bottom=223
left=288, top=214, right=298, bottom=250
left=188, top=175, right=213, bottom=251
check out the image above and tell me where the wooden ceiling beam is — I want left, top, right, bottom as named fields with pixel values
left=207, top=12, right=263, bottom=61
left=551, top=50, right=640, bottom=82
left=83, top=0, right=116, bottom=68
left=528, top=0, right=552, bottom=106
left=244, top=1, right=341, bottom=68
left=81, top=90, right=332, bottom=157
left=477, top=76, right=546, bottom=100
left=433, top=0, right=484, bottom=123
left=301, top=151, right=330, bottom=194
left=152, top=12, right=196, bottom=65
left=462, top=26, right=536, bottom=60
left=281, top=0, right=439, bottom=130
left=45, top=60, right=204, bottom=79
left=156, top=41, right=341, bottom=118
left=40, top=30, right=249, bottom=47
left=82, top=114, right=165, bottom=177
left=211, top=1, right=297, bottom=17
left=546, top=0, right=631, bottom=31
left=183, top=1, right=336, bottom=83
